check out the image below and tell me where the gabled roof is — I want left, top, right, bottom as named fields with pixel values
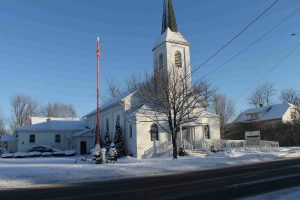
left=234, top=103, right=292, bottom=123
left=84, top=90, right=134, bottom=118
left=17, top=120, right=86, bottom=132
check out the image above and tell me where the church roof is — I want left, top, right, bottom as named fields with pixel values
left=153, top=0, right=189, bottom=50
left=153, top=27, right=189, bottom=50
left=83, top=90, right=134, bottom=118
left=161, top=0, right=178, bottom=34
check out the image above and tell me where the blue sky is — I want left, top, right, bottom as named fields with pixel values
left=0, top=0, right=299, bottom=119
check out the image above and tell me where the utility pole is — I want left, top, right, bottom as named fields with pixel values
left=96, top=36, right=101, bottom=146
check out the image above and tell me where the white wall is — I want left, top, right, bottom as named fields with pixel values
left=17, top=131, right=74, bottom=152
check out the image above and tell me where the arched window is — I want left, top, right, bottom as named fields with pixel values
left=106, top=118, right=109, bottom=132
left=175, top=51, right=182, bottom=68
left=204, top=125, right=210, bottom=139
left=150, top=124, right=159, bottom=141
left=159, top=54, right=164, bottom=69
left=129, top=125, right=133, bottom=138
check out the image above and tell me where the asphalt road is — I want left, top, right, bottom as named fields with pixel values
left=1, top=158, right=300, bottom=200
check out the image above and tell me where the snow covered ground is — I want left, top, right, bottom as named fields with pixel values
left=0, top=147, right=300, bottom=190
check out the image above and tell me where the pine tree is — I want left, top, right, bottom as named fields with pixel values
left=104, top=130, right=111, bottom=152
left=114, top=118, right=125, bottom=157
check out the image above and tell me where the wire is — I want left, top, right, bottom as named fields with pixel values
left=190, top=0, right=280, bottom=76
left=237, top=42, right=300, bottom=99
left=201, top=7, right=300, bottom=79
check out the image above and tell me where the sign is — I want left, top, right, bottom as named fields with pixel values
left=245, top=131, right=261, bottom=146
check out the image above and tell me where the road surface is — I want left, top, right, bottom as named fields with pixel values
left=1, top=158, right=300, bottom=200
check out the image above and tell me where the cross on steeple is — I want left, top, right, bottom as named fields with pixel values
left=161, top=0, right=178, bottom=34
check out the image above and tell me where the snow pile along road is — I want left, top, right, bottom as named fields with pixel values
left=0, top=147, right=299, bottom=189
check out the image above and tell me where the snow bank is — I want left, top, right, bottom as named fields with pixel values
left=64, top=150, right=76, bottom=156
left=41, top=152, right=53, bottom=157
left=1, top=153, right=14, bottom=158
left=13, top=152, right=28, bottom=158
left=28, top=152, right=42, bottom=157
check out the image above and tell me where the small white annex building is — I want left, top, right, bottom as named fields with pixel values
left=83, top=0, right=220, bottom=158
left=16, top=119, right=94, bottom=154
left=234, top=103, right=300, bottom=124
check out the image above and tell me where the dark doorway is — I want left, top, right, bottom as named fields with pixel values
left=80, top=141, right=87, bottom=155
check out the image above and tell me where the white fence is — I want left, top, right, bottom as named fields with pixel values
left=143, top=139, right=280, bottom=158
left=197, top=139, right=279, bottom=152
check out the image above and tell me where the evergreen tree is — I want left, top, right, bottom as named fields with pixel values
left=114, top=118, right=125, bottom=157
left=104, top=130, right=111, bottom=152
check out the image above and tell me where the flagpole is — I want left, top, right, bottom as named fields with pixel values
left=96, top=36, right=101, bottom=145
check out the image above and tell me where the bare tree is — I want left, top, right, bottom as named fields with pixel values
left=210, top=93, right=235, bottom=137
left=248, top=83, right=276, bottom=107
left=0, top=108, right=7, bottom=135
left=106, top=78, right=121, bottom=98
left=280, top=88, right=300, bottom=106
left=42, top=102, right=77, bottom=118
left=126, top=73, right=143, bottom=92
left=134, top=70, right=215, bottom=159
left=10, top=94, right=39, bottom=133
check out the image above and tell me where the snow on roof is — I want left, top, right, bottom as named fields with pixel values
left=0, top=135, right=17, bottom=142
left=84, top=90, right=133, bottom=118
left=16, top=120, right=86, bottom=132
left=235, top=103, right=291, bottom=123
left=153, top=27, right=189, bottom=50
left=31, top=117, right=80, bottom=125
left=73, top=129, right=93, bottom=137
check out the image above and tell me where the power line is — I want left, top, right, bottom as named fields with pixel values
left=201, top=7, right=300, bottom=79
left=190, top=0, right=280, bottom=76
left=237, top=41, right=300, bottom=99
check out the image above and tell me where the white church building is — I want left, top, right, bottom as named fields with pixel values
left=83, top=0, right=220, bottom=158
left=16, top=0, right=220, bottom=158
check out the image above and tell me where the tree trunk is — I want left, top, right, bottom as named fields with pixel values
left=171, top=134, right=177, bottom=159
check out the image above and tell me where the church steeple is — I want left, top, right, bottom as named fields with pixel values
left=161, top=0, right=178, bottom=34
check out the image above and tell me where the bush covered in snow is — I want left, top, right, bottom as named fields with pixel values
left=1, top=153, right=14, bottom=158
left=41, top=152, right=53, bottom=157
left=27, top=151, right=42, bottom=157
left=14, top=152, right=28, bottom=158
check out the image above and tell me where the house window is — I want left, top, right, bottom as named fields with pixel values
left=129, top=125, right=133, bottom=138
left=204, top=125, right=210, bottom=139
left=249, top=113, right=259, bottom=120
left=159, top=54, right=164, bottom=69
left=175, top=51, right=182, bottom=68
left=29, top=134, right=35, bottom=143
left=150, top=124, right=159, bottom=141
left=55, top=134, right=61, bottom=143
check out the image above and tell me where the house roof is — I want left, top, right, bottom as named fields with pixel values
left=234, top=103, right=292, bottom=123
left=73, top=129, right=94, bottom=137
left=16, top=120, right=86, bottom=132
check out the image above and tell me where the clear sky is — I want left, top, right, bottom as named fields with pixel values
left=0, top=0, right=299, bottom=119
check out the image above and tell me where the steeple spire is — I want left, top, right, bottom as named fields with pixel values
left=161, top=0, right=178, bottom=34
